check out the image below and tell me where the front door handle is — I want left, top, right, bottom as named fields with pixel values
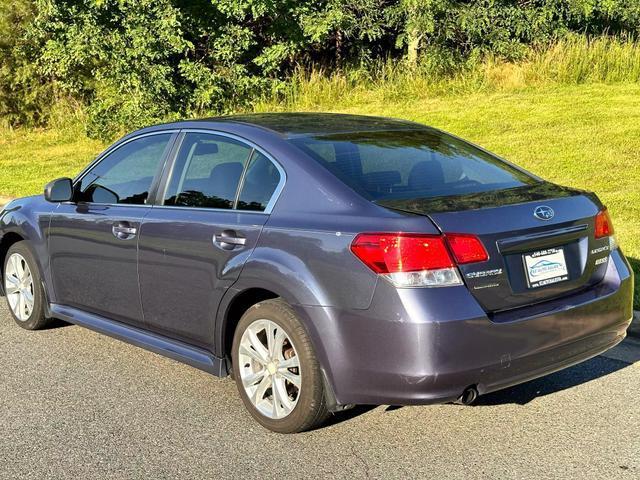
left=112, top=222, right=137, bottom=240
left=213, top=230, right=246, bottom=250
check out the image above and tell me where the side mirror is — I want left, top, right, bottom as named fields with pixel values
left=44, top=178, right=74, bottom=203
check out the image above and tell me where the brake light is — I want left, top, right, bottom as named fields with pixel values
left=350, top=233, right=454, bottom=273
left=595, top=208, right=614, bottom=239
left=445, top=233, right=489, bottom=264
left=351, top=232, right=486, bottom=288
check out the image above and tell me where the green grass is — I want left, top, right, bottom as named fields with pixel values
left=0, top=83, right=638, bottom=308
left=0, top=123, right=104, bottom=197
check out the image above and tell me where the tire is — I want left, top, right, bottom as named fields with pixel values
left=3, top=241, right=50, bottom=330
left=231, top=298, right=330, bottom=433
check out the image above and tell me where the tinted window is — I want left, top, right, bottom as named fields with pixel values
left=78, top=134, right=172, bottom=204
left=237, top=152, right=281, bottom=212
left=288, top=130, right=537, bottom=201
left=164, top=133, right=252, bottom=209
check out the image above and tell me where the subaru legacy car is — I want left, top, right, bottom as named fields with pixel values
left=0, top=114, right=633, bottom=433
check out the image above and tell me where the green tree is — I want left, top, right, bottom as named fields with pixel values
left=301, top=0, right=389, bottom=66
left=32, top=0, right=188, bottom=138
left=0, top=0, right=51, bottom=125
left=2, top=0, right=640, bottom=138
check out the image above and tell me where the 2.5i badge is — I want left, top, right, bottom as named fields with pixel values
left=523, top=247, right=569, bottom=288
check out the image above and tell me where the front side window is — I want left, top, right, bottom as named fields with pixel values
left=288, top=129, right=538, bottom=201
left=164, top=133, right=253, bottom=209
left=77, top=133, right=172, bottom=205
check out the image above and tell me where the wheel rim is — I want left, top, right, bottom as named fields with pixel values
left=238, top=319, right=301, bottom=420
left=4, top=253, right=35, bottom=322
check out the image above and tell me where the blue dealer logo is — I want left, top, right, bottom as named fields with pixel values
left=529, top=259, right=562, bottom=277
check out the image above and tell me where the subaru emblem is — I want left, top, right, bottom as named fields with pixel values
left=534, top=205, right=554, bottom=221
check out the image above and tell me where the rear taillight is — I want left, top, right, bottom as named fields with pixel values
left=445, top=233, right=489, bottom=264
left=351, top=232, right=487, bottom=288
left=595, top=208, right=614, bottom=239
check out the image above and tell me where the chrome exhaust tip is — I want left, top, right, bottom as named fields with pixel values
left=456, top=386, right=479, bottom=405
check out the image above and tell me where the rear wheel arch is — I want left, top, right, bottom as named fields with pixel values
left=230, top=297, right=331, bottom=432
left=219, top=286, right=342, bottom=411
left=221, top=287, right=280, bottom=361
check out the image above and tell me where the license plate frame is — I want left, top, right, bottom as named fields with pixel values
left=523, top=247, right=569, bottom=289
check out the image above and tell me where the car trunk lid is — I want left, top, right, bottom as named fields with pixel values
left=377, top=183, right=612, bottom=312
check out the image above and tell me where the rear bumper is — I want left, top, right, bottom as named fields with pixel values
left=296, top=249, right=634, bottom=406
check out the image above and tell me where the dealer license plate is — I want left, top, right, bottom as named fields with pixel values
left=523, top=247, right=569, bottom=288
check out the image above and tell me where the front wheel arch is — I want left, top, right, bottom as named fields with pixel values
left=2, top=240, right=51, bottom=329
left=0, top=231, right=25, bottom=252
left=0, top=232, right=25, bottom=290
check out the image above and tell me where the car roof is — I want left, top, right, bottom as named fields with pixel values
left=148, top=113, right=427, bottom=138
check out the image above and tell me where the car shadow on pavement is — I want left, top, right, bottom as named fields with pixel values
left=475, top=349, right=639, bottom=406
left=322, top=405, right=378, bottom=429
left=41, top=318, right=71, bottom=330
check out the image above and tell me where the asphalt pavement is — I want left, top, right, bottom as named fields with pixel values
left=1, top=299, right=639, bottom=479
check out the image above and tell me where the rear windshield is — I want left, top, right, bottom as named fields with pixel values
left=288, top=130, right=538, bottom=201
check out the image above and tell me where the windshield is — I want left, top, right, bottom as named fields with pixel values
left=288, top=129, right=538, bottom=201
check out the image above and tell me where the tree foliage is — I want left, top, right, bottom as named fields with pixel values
left=1, top=0, right=640, bottom=138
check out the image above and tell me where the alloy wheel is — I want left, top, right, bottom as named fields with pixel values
left=4, top=253, right=35, bottom=322
left=238, top=319, right=301, bottom=419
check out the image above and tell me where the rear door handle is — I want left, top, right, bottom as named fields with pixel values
left=112, top=222, right=138, bottom=240
left=213, top=230, right=246, bottom=250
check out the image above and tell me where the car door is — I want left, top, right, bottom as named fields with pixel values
left=137, top=131, right=284, bottom=348
left=48, top=131, right=177, bottom=327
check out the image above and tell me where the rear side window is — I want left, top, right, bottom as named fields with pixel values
left=237, top=152, right=281, bottom=212
left=288, top=130, right=537, bottom=201
left=164, top=133, right=253, bottom=209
